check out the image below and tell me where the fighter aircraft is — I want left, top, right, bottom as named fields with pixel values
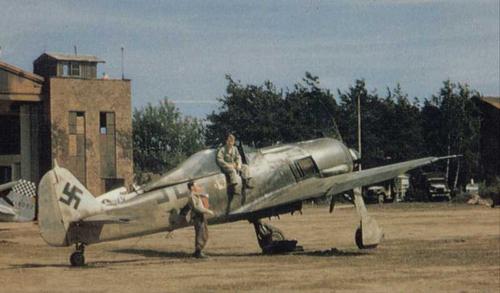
left=0, top=180, right=36, bottom=222
left=38, top=137, right=457, bottom=266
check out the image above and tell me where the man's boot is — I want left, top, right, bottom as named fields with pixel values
left=194, top=249, right=207, bottom=259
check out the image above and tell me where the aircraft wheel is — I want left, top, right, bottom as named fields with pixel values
left=267, top=224, right=285, bottom=241
left=70, top=251, right=85, bottom=267
left=355, top=227, right=379, bottom=249
left=271, top=230, right=285, bottom=241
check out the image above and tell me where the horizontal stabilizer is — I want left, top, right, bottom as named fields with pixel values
left=0, top=202, right=16, bottom=217
left=0, top=180, right=36, bottom=222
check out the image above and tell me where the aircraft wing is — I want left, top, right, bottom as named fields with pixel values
left=0, top=181, right=18, bottom=193
left=232, top=155, right=458, bottom=214
left=0, top=201, right=16, bottom=217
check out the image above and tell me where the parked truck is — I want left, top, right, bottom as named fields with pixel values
left=422, top=172, right=451, bottom=201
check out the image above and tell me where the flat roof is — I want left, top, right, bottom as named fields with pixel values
left=35, top=52, right=105, bottom=63
left=0, top=60, right=44, bottom=83
left=480, top=97, right=500, bottom=109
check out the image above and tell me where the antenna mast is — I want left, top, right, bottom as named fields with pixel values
left=121, top=46, right=125, bottom=80
left=357, top=92, right=362, bottom=171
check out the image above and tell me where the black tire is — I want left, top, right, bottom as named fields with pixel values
left=271, top=231, right=285, bottom=241
left=70, top=252, right=85, bottom=267
left=355, top=227, right=379, bottom=249
left=355, top=227, right=364, bottom=249
left=262, top=223, right=285, bottom=241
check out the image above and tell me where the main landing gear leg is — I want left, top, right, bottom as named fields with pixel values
left=252, top=220, right=302, bottom=254
left=353, top=187, right=383, bottom=249
left=70, top=243, right=86, bottom=267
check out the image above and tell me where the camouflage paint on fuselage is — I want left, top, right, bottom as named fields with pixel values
left=40, top=138, right=354, bottom=246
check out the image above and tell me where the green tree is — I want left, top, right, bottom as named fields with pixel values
left=420, top=99, right=444, bottom=157
left=282, top=72, right=341, bottom=142
left=383, top=84, right=424, bottom=162
left=337, top=80, right=390, bottom=168
left=206, top=75, right=285, bottom=147
left=437, top=81, right=481, bottom=187
left=420, top=81, right=481, bottom=187
left=133, top=98, right=205, bottom=182
left=206, top=73, right=340, bottom=147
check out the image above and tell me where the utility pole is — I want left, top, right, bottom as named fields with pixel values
left=354, top=92, right=363, bottom=206
left=121, top=46, right=125, bottom=80
left=357, top=92, right=362, bottom=171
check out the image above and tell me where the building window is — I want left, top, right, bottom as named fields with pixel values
left=70, top=62, right=80, bottom=77
left=100, top=112, right=107, bottom=134
left=69, top=111, right=85, bottom=135
left=104, top=178, right=124, bottom=192
left=0, top=114, right=20, bottom=155
left=99, top=112, right=116, bottom=178
left=68, top=111, right=86, bottom=184
left=0, top=166, right=12, bottom=185
left=62, top=63, right=69, bottom=76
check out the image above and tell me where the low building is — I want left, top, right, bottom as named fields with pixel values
left=0, top=53, right=133, bottom=195
left=0, top=60, right=44, bottom=184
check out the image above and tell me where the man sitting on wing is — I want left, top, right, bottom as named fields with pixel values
left=216, top=134, right=253, bottom=194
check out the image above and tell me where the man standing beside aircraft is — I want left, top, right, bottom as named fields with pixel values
left=216, top=134, right=253, bottom=193
left=187, top=181, right=214, bottom=258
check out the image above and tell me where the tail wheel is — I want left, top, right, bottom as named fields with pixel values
left=70, top=251, right=85, bottom=267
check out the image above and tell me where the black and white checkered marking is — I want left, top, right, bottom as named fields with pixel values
left=12, top=180, right=37, bottom=198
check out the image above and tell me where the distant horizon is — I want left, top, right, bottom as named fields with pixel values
left=2, top=0, right=498, bottom=118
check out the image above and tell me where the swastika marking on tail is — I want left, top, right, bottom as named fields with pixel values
left=59, top=183, right=82, bottom=210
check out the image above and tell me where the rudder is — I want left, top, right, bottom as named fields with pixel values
left=38, top=165, right=103, bottom=246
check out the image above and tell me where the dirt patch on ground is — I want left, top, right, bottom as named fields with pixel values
left=0, top=203, right=498, bottom=292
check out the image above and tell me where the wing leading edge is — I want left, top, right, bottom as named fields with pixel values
left=232, top=155, right=459, bottom=214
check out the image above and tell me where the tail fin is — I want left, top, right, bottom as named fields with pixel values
left=38, top=165, right=103, bottom=246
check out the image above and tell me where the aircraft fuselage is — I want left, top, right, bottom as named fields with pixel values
left=62, top=138, right=355, bottom=246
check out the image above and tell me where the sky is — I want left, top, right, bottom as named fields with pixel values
left=1, top=0, right=499, bottom=117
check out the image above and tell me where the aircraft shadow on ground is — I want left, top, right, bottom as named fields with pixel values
left=113, top=248, right=261, bottom=258
left=293, top=248, right=368, bottom=257
left=113, top=248, right=365, bottom=258
left=8, top=258, right=155, bottom=270
left=6, top=248, right=367, bottom=270
left=9, top=263, right=70, bottom=269
left=113, top=248, right=193, bottom=258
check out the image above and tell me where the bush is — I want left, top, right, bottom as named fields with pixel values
left=479, top=177, right=500, bottom=205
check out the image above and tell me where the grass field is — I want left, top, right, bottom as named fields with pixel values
left=0, top=203, right=498, bottom=292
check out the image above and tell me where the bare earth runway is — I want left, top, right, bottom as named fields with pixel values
left=0, top=203, right=498, bottom=292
